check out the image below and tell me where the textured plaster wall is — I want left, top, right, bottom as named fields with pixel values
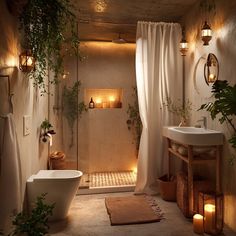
left=77, top=42, right=137, bottom=173
left=182, top=0, right=236, bottom=231
left=0, top=0, right=49, bottom=231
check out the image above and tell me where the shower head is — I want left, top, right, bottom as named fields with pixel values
left=112, top=33, right=127, bottom=44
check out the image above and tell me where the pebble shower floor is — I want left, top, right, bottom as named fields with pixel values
left=79, top=171, right=137, bottom=189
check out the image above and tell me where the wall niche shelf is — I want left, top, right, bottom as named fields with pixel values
left=85, top=88, right=123, bottom=109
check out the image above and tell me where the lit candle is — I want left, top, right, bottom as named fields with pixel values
left=95, top=98, right=102, bottom=108
left=193, top=214, right=204, bottom=234
left=204, top=204, right=216, bottom=233
left=208, top=73, right=216, bottom=83
left=102, top=101, right=109, bottom=108
left=109, top=96, right=116, bottom=108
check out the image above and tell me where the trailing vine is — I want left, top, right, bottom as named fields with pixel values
left=62, top=81, right=87, bottom=148
left=19, top=0, right=80, bottom=95
left=126, top=87, right=142, bottom=153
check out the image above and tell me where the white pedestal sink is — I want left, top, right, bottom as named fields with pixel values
left=163, top=126, right=224, bottom=146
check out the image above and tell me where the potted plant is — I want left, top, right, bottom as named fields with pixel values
left=18, top=0, right=81, bottom=94
left=199, top=80, right=236, bottom=164
left=163, top=97, right=192, bottom=126
left=7, top=194, right=54, bottom=236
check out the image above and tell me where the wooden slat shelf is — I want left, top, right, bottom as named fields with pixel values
left=166, top=137, right=222, bottom=216
left=168, top=148, right=216, bottom=164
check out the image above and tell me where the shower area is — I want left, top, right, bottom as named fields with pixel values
left=49, top=41, right=138, bottom=193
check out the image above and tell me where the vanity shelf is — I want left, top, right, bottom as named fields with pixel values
left=166, top=137, right=222, bottom=215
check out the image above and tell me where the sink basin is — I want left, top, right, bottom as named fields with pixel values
left=163, top=126, right=224, bottom=146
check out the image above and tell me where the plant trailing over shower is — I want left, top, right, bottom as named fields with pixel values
left=19, top=0, right=81, bottom=95
left=199, top=0, right=216, bottom=15
left=199, top=80, right=236, bottom=164
left=62, top=81, right=87, bottom=148
left=163, top=97, right=192, bottom=126
left=8, top=193, right=54, bottom=236
left=127, top=87, right=142, bottom=153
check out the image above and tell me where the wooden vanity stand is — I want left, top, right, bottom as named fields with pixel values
left=166, top=138, right=222, bottom=216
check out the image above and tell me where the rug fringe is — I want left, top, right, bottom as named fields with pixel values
left=145, top=195, right=165, bottom=219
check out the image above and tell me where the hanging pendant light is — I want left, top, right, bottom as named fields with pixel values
left=180, top=38, right=188, bottom=56
left=201, top=21, right=212, bottom=46
left=179, top=27, right=188, bottom=56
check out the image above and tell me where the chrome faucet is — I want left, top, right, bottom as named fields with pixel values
left=197, top=116, right=207, bottom=129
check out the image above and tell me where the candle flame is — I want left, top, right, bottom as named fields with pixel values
left=204, top=204, right=216, bottom=212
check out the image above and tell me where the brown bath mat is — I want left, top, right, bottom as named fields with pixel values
left=105, top=195, right=162, bottom=225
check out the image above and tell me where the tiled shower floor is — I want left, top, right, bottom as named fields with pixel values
left=78, top=171, right=137, bottom=194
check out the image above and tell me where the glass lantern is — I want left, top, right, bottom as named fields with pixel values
left=199, top=192, right=224, bottom=235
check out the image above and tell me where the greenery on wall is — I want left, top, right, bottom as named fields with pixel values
left=199, top=80, right=236, bottom=164
left=126, top=87, right=142, bottom=153
left=62, top=81, right=87, bottom=148
left=19, top=0, right=80, bottom=94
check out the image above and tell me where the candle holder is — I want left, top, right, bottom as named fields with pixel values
left=199, top=192, right=224, bottom=235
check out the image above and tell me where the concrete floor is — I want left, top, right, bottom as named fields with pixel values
left=49, top=192, right=236, bottom=236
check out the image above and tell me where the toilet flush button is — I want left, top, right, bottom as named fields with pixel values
left=23, top=115, right=31, bottom=136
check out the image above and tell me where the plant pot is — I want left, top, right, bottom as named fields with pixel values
left=49, top=151, right=66, bottom=170
left=157, top=174, right=177, bottom=202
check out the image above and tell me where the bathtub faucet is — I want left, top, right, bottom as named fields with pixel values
left=197, top=116, right=207, bottom=129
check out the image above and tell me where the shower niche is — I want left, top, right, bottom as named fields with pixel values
left=85, top=88, right=123, bottom=109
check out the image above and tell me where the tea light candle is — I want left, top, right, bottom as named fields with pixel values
left=193, top=214, right=204, bottom=234
left=102, top=101, right=109, bottom=108
left=208, top=73, right=216, bottom=83
left=204, top=204, right=216, bottom=233
left=95, top=98, right=102, bottom=108
left=109, top=96, right=116, bottom=108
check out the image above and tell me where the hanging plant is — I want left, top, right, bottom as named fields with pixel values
left=19, top=0, right=81, bottom=95
left=126, top=87, right=142, bottom=154
left=62, top=81, right=87, bottom=148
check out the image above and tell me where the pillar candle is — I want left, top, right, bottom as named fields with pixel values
left=204, top=204, right=216, bottom=233
left=193, top=214, right=204, bottom=234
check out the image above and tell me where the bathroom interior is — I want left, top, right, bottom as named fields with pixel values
left=0, top=0, right=236, bottom=235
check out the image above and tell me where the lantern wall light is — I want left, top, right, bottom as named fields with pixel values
left=204, top=53, right=219, bottom=85
left=180, top=28, right=188, bottom=56
left=201, top=21, right=212, bottom=46
left=19, top=49, right=35, bottom=72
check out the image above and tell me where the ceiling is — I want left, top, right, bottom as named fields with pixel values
left=73, top=0, right=199, bottom=43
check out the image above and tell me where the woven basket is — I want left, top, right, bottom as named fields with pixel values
left=157, top=174, right=177, bottom=202
left=176, top=172, right=214, bottom=217
left=49, top=151, right=66, bottom=170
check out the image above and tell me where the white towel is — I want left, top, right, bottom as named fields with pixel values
left=0, top=113, right=22, bottom=232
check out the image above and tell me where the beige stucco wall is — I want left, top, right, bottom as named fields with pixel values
left=77, top=42, right=137, bottom=173
left=182, top=0, right=236, bottom=231
left=0, top=1, right=49, bottom=232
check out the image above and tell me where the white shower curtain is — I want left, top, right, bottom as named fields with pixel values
left=0, top=114, right=22, bottom=232
left=135, top=21, right=182, bottom=194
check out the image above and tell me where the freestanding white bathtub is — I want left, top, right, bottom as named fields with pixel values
left=27, top=170, right=83, bottom=220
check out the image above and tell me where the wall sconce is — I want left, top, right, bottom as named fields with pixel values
left=201, top=21, right=212, bottom=46
left=204, top=53, right=219, bottom=85
left=179, top=28, right=188, bottom=56
left=19, top=50, right=35, bottom=72
left=199, top=192, right=223, bottom=235
left=180, top=39, right=188, bottom=56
